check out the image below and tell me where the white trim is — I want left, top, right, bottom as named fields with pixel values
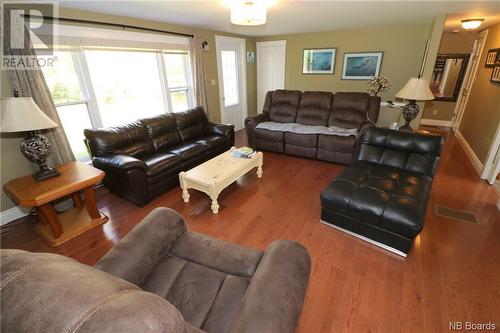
left=256, top=40, right=287, bottom=48
left=0, top=206, right=30, bottom=226
left=482, top=121, right=500, bottom=182
left=320, top=220, right=407, bottom=257
left=455, top=130, right=484, bottom=176
left=420, top=119, right=452, bottom=127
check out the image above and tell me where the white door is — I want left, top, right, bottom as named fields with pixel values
left=215, top=36, right=247, bottom=130
left=257, top=40, right=286, bottom=112
left=452, top=30, right=488, bottom=131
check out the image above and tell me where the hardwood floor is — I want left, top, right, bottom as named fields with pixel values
left=2, top=128, right=499, bottom=332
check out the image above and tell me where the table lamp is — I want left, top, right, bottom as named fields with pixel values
left=1, top=93, right=61, bottom=181
left=395, top=77, right=435, bottom=130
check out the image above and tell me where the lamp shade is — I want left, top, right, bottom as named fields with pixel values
left=395, top=78, right=435, bottom=101
left=0, top=97, right=58, bottom=133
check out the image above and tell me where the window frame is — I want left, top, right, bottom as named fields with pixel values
left=38, top=46, right=196, bottom=160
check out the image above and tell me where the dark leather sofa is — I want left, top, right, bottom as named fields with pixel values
left=321, top=127, right=443, bottom=256
left=84, top=107, right=234, bottom=206
left=245, top=90, right=380, bottom=164
left=1, top=207, right=311, bottom=333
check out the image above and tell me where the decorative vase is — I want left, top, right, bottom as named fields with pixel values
left=21, top=131, right=60, bottom=181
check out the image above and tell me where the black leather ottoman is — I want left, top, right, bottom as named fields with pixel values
left=320, top=127, right=443, bottom=256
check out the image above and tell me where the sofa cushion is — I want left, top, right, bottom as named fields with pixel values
left=296, top=91, right=333, bottom=126
left=329, top=92, right=370, bottom=128
left=84, top=122, right=154, bottom=158
left=318, top=134, right=356, bottom=153
left=255, top=128, right=285, bottom=142
left=285, top=132, right=318, bottom=148
left=141, top=114, right=182, bottom=151
left=321, top=161, right=432, bottom=238
left=174, top=107, right=209, bottom=141
left=195, top=135, right=226, bottom=149
left=140, top=152, right=181, bottom=177
left=268, top=90, right=301, bottom=123
left=168, top=143, right=208, bottom=161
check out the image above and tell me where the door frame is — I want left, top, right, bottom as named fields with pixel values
left=215, top=35, right=247, bottom=128
left=256, top=40, right=286, bottom=113
left=451, top=29, right=488, bottom=132
left=483, top=121, right=500, bottom=183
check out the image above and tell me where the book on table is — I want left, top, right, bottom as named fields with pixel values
left=232, top=147, right=256, bottom=159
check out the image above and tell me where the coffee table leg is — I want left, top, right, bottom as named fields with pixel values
left=257, top=152, right=264, bottom=178
left=179, top=172, right=190, bottom=203
left=210, top=194, right=220, bottom=214
left=38, top=204, right=63, bottom=238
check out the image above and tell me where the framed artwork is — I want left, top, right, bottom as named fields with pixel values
left=491, top=66, right=500, bottom=85
left=302, top=48, right=336, bottom=74
left=246, top=51, right=255, bottom=63
left=485, top=48, right=499, bottom=67
left=342, top=52, right=383, bottom=80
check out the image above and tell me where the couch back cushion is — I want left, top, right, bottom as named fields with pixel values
left=329, top=92, right=371, bottom=129
left=174, top=107, right=208, bottom=141
left=296, top=91, right=333, bottom=126
left=356, top=127, right=443, bottom=177
left=141, top=114, right=181, bottom=151
left=84, top=122, right=153, bottom=158
left=268, top=90, right=302, bottom=123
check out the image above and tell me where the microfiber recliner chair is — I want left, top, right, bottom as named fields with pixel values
left=1, top=208, right=311, bottom=333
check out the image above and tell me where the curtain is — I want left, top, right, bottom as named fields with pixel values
left=190, top=35, right=208, bottom=116
left=2, top=9, right=75, bottom=165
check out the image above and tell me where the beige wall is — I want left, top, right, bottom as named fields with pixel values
left=255, top=24, right=434, bottom=126
left=459, top=23, right=500, bottom=163
left=422, top=31, right=478, bottom=122
left=0, top=7, right=258, bottom=212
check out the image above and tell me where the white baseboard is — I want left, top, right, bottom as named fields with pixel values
left=0, top=206, right=31, bottom=227
left=455, top=130, right=484, bottom=177
left=420, top=119, right=452, bottom=127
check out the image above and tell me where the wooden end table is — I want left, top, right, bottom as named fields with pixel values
left=179, top=147, right=263, bottom=214
left=3, top=161, right=108, bottom=247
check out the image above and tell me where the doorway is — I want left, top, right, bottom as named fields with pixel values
left=451, top=30, right=488, bottom=131
left=215, top=35, right=247, bottom=130
left=256, top=40, right=286, bottom=112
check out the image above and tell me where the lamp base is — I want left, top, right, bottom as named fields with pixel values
left=34, top=167, right=60, bottom=181
left=401, top=100, right=420, bottom=130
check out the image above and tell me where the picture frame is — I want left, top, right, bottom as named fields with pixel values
left=491, top=66, right=500, bottom=85
left=485, top=48, right=499, bottom=68
left=246, top=51, right=255, bottom=63
left=341, top=52, right=383, bottom=80
left=302, top=48, right=336, bottom=74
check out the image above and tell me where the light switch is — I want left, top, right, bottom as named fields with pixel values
left=211, top=79, right=216, bottom=86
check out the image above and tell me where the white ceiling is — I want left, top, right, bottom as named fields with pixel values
left=59, top=1, right=500, bottom=37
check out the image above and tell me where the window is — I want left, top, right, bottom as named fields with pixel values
left=220, top=50, right=239, bottom=107
left=85, top=50, right=165, bottom=127
left=40, top=51, right=93, bottom=162
left=164, top=52, right=193, bottom=112
left=38, top=46, right=195, bottom=161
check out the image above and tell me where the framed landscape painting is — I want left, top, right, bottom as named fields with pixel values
left=302, top=48, right=336, bottom=74
left=342, top=52, right=383, bottom=80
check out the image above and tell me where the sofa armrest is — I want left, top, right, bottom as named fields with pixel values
left=244, top=113, right=269, bottom=148
left=93, top=154, right=147, bottom=172
left=229, top=240, right=311, bottom=333
left=205, top=122, right=235, bottom=137
left=95, top=207, right=187, bottom=286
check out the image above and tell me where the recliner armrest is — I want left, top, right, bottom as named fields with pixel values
left=229, top=240, right=311, bottom=333
left=93, top=154, right=147, bottom=172
left=205, top=122, right=235, bottom=138
left=244, top=113, right=268, bottom=128
left=95, top=207, right=187, bottom=286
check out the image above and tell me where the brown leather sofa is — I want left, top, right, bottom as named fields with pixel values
left=84, top=107, right=234, bottom=206
left=245, top=90, right=380, bottom=164
left=1, top=207, right=311, bottom=333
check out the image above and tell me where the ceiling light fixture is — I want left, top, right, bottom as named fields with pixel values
left=461, top=18, right=484, bottom=30
left=231, top=1, right=267, bottom=26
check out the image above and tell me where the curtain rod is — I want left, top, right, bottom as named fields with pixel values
left=21, top=14, right=194, bottom=38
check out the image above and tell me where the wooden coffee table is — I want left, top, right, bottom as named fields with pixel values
left=179, top=147, right=263, bottom=214
left=3, top=161, right=108, bottom=247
